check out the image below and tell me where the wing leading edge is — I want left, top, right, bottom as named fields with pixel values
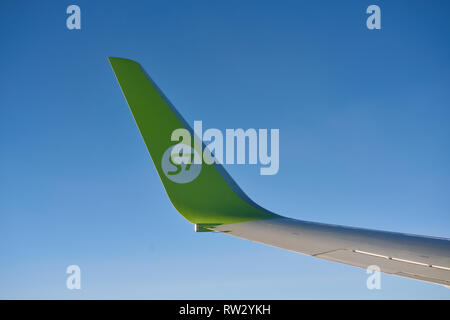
left=109, top=57, right=450, bottom=287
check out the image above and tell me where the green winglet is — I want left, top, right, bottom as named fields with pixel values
left=108, top=57, right=280, bottom=225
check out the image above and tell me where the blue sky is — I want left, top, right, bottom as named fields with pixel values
left=1, top=0, right=449, bottom=299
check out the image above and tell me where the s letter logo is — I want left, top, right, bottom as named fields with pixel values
left=161, top=144, right=201, bottom=184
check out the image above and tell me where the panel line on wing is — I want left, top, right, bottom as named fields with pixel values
left=353, top=249, right=450, bottom=271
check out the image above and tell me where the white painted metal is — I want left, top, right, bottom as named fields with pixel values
left=210, top=218, right=450, bottom=286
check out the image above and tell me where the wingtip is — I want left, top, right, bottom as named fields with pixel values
left=107, top=57, right=140, bottom=66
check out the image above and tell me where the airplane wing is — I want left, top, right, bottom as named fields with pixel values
left=108, top=57, right=450, bottom=287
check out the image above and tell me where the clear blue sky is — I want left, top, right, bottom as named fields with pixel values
left=1, top=0, right=449, bottom=299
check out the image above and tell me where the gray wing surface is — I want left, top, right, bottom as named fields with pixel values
left=210, top=218, right=450, bottom=286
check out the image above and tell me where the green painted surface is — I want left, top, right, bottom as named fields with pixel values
left=109, top=57, right=279, bottom=225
